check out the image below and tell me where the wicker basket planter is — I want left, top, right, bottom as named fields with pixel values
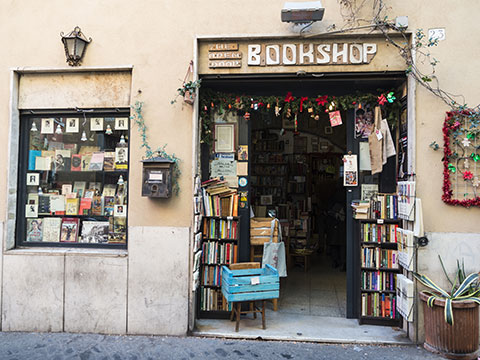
left=420, top=291, right=479, bottom=360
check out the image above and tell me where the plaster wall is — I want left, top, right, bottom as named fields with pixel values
left=0, top=0, right=478, bottom=338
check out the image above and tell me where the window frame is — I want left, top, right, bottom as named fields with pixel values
left=15, top=108, right=130, bottom=249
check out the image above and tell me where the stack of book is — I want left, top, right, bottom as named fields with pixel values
left=351, top=200, right=370, bottom=219
left=201, top=178, right=238, bottom=217
left=361, top=271, right=396, bottom=291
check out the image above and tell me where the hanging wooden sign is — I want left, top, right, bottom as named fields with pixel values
left=208, top=60, right=242, bottom=68
left=208, top=52, right=242, bottom=59
left=208, top=43, right=239, bottom=51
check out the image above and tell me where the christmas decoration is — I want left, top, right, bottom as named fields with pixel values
left=387, top=92, right=396, bottom=103
left=442, top=110, right=480, bottom=207
left=463, top=171, right=474, bottom=180
left=378, top=94, right=387, bottom=105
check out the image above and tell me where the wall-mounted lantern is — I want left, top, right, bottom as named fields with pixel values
left=142, top=157, right=175, bottom=198
left=60, top=26, right=92, bottom=66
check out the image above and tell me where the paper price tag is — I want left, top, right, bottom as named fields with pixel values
left=250, top=276, right=260, bottom=285
left=377, top=219, right=384, bottom=224
left=375, top=129, right=383, bottom=141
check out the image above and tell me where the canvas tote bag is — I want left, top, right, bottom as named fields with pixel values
left=368, top=106, right=384, bottom=175
left=262, top=218, right=287, bottom=277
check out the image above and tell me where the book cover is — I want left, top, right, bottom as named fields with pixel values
left=65, top=198, right=79, bottom=215
left=109, top=217, right=126, bottom=243
left=73, top=181, right=87, bottom=198
left=28, top=150, right=41, bottom=171
left=88, top=182, right=102, bottom=193
left=80, top=221, right=109, bottom=244
left=102, top=184, right=116, bottom=197
left=54, top=149, right=71, bottom=172
left=38, top=195, right=51, bottom=215
left=81, top=153, right=92, bottom=171
left=60, top=218, right=79, bottom=242
left=83, top=189, right=96, bottom=199
left=42, top=217, right=62, bottom=242
left=27, top=193, right=39, bottom=205
left=115, top=147, right=128, bottom=169
left=79, top=198, right=92, bottom=215
left=49, top=194, right=66, bottom=214
left=26, top=218, right=43, bottom=242
left=103, top=152, right=115, bottom=171
left=71, top=154, right=82, bottom=171
left=35, top=156, right=52, bottom=171
left=89, top=152, right=105, bottom=171
left=91, top=196, right=103, bottom=216
left=103, top=196, right=115, bottom=216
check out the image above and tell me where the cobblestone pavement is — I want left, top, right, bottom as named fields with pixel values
left=0, top=332, right=445, bottom=360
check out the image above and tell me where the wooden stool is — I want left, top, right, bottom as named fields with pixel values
left=229, top=262, right=265, bottom=332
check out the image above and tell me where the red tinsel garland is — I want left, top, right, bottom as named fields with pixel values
left=442, top=110, right=480, bottom=207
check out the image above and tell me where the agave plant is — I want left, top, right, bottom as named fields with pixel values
left=414, top=256, right=480, bottom=326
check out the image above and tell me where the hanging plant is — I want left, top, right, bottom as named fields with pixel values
left=171, top=60, right=201, bottom=105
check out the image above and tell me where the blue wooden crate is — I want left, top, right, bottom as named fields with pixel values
left=221, top=264, right=279, bottom=302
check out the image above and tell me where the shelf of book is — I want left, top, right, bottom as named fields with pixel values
left=198, top=180, right=240, bottom=319
left=358, top=206, right=402, bottom=326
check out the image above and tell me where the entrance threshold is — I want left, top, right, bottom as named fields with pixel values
left=193, top=310, right=410, bottom=345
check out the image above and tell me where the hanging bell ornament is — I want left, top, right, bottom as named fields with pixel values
left=80, top=131, right=87, bottom=142
left=31, top=122, right=38, bottom=132
left=105, top=124, right=113, bottom=135
left=55, top=124, right=63, bottom=134
left=314, top=115, right=320, bottom=121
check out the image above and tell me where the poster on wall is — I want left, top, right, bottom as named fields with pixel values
left=355, top=104, right=374, bottom=138
left=343, top=154, right=358, bottom=187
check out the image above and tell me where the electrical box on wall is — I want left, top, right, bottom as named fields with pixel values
left=141, top=157, right=174, bottom=198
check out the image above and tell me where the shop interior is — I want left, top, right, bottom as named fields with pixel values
left=194, top=73, right=407, bottom=339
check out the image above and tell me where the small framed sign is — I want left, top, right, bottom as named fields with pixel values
left=66, top=118, right=79, bottom=133
left=115, top=117, right=129, bottom=130
left=26, top=173, right=40, bottom=186
left=90, top=117, right=104, bottom=131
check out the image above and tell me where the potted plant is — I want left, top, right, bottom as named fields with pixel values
left=414, top=257, right=479, bottom=360
left=171, top=79, right=201, bottom=105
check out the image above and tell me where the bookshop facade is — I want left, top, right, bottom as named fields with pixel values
left=0, top=1, right=479, bottom=346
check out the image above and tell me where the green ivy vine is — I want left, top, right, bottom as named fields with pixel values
left=130, top=101, right=181, bottom=195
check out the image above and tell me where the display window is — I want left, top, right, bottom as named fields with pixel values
left=16, top=111, right=129, bottom=248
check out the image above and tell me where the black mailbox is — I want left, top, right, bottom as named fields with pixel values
left=141, top=157, right=175, bottom=198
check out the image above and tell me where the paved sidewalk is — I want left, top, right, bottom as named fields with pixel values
left=0, top=332, right=445, bottom=360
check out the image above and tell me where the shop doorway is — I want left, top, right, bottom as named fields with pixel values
left=194, top=73, right=407, bottom=341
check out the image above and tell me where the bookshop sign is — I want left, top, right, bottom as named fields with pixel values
left=198, top=36, right=405, bottom=75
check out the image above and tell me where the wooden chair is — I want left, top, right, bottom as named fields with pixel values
left=229, top=262, right=266, bottom=332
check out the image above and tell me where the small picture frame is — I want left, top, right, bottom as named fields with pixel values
left=214, top=124, right=235, bottom=153
left=26, top=173, right=40, bottom=186
left=25, top=204, right=38, bottom=218
left=114, top=204, right=127, bottom=217
left=41, top=118, right=54, bottom=134
left=115, top=117, right=129, bottom=130
left=66, top=118, right=79, bottom=133
left=90, top=117, right=104, bottom=131
left=260, top=195, right=273, bottom=205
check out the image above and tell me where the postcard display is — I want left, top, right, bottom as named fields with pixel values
left=21, top=116, right=129, bottom=246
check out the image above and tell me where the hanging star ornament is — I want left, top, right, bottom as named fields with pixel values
left=462, top=137, right=471, bottom=147
left=387, top=92, right=396, bottom=103
left=377, top=94, right=387, bottom=105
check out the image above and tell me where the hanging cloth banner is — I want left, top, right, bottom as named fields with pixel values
left=368, top=106, right=384, bottom=174
left=381, top=118, right=397, bottom=165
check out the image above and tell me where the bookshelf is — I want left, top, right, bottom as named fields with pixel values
left=198, top=216, right=239, bottom=319
left=357, top=194, right=402, bottom=326
left=197, top=178, right=240, bottom=319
